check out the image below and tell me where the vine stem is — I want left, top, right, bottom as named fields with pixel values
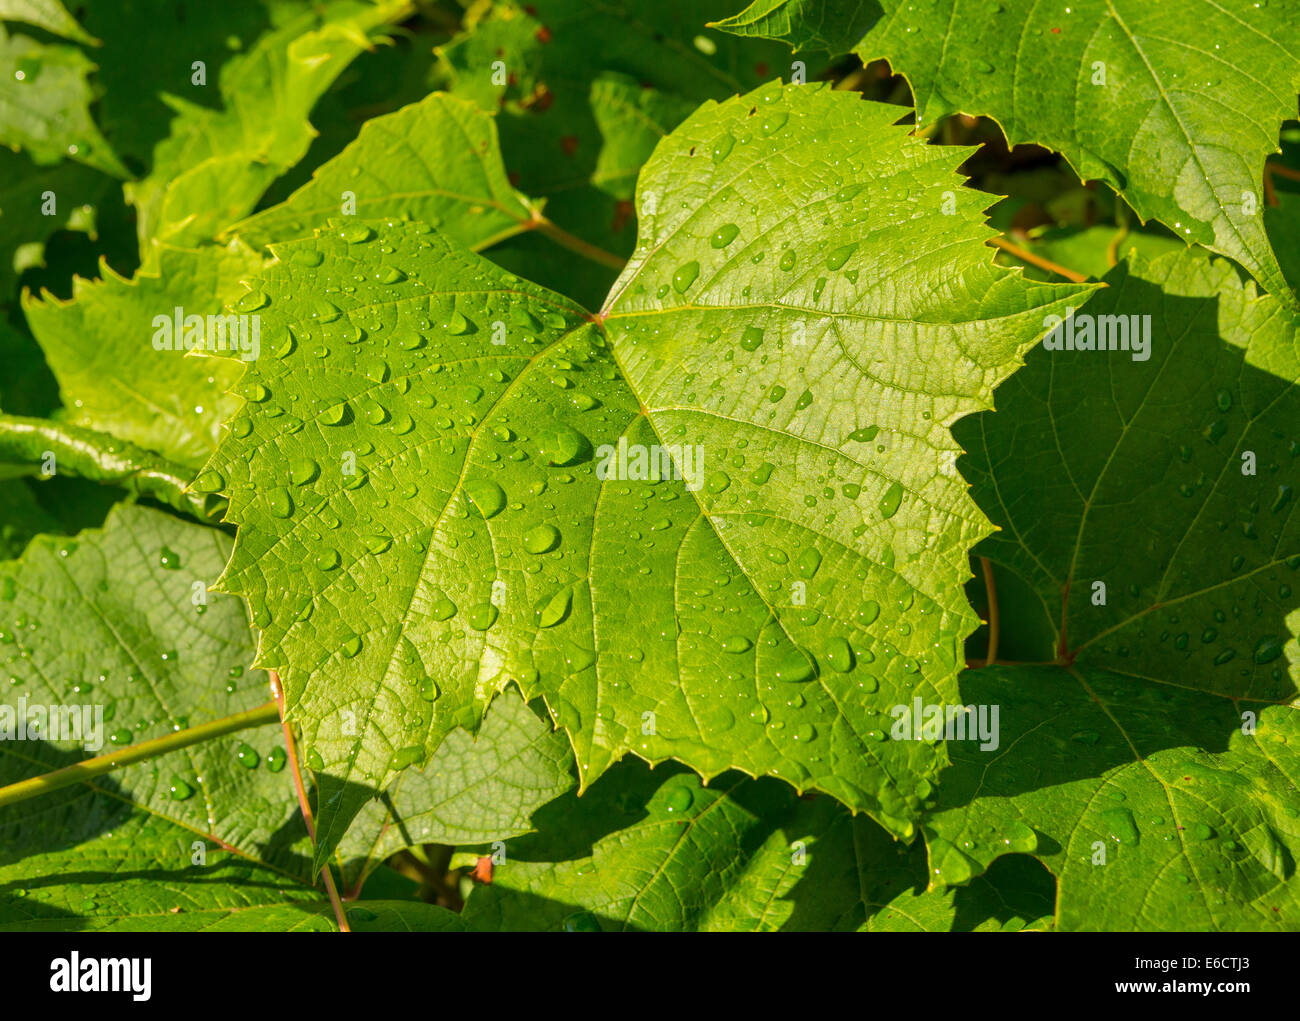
left=0, top=701, right=279, bottom=808
left=989, top=236, right=1090, bottom=284
left=979, top=556, right=999, bottom=667
left=269, top=671, right=350, bottom=933
left=529, top=214, right=626, bottom=270
left=0, top=413, right=223, bottom=523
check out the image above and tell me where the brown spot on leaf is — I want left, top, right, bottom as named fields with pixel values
left=612, top=200, right=634, bottom=233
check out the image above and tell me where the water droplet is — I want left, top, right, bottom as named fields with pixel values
left=563, top=911, right=602, bottom=932
left=169, top=777, right=195, bottom=801
left=538, top=425, right=586, bottom=466
left=1099, top=806, right=1140, bottom=845
left=466, top=479, right=507, bottom=519
left=710, top=224, right=739, bottom=248
left=158, top=546, right=181, bottom=570
left=237, top=742, right=259, bottom=769
left=445, top=310, right=473, bottom=335
left=878, top=481, right=903, bottom=519
left=192, top=470, right=225, bottom=494
left=389, top=745, right=423, bottom=770
left=795, top=547, right=822, bottom=579
left=1253, top=634, right=1284, bottom=664
left=665, top=786, right=694, bottom=813
left=824, top=636, right=854, bottom=672
left=468, top=603, right=499, bottom=630
left=825, top=243, right=857, bottom=271
left=290, top=458, right=319, bottom=485
left=339, top=223, right=374, bottom=244
left=538, top=588, right=572, bottom=628
left=523, top=523, right=561, bottom=554
left=720, top=634, right=752, bottom=653
left=266, top=747, right=287, bottom=772
left=267, top=487, right=293, bottom=518
left=672, top=260, right=700, bottom=294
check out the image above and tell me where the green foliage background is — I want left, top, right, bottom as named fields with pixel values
left=0, top=0, right=1296, bottom=932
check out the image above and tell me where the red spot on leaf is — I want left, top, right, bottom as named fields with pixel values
left=1051, top=27, right=1061, bottom=33
left=536, top=25, right=552, bottom=44
left=560, top=134, right=579, bottom=157
left=509, top=171, right=521, bottom=188
left=471, top=857, right=494, bottom=883
left=755, top=61, right=769, bottom=77
left=612, top=200, right=634, bottom=233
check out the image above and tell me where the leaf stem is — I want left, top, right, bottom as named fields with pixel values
left=989, top=236, right=1090, bottom=284
left=530, top=215, right=626, bottom=270
left=0, top=701, right=279, bottom=808
left=0, top=414, right=224, bottom=523
left=269, top=671, right=350, bottom=933
left=979, top=556, right=999, bottom=667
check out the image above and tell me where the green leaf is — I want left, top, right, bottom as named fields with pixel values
left=0, top=504, right=309, bottom=871
left=0, top=799, right=330, bottom=932
left=0, top=25, right=126, bottom=176
left=0, top=147, right=114, bottom=303
left=934, top=247, right=1300, bottom=929
left=22, top=240, right=263, bottom=468
left=0, top=478, right=59, bottom=558
left=124, top=0, right=412, bottom=250
left=0, top=773, right=461, bottom=930
left=710, top=0, right=882, bottom=56
left=458, top=761, right=1054, bottom=931
left=716, top=0, right=1300, bottom=302
left=960, top=249, right=1300, bottom=700
left=440, top=0, right=799, bottom=297
left=921, top=666, right=1298, bottom=931
left=0, top=503, right=575, bottom=925
left=227, top=91, right=536, bottom=252
left=0, top=0, right=97, bottom=45
left=202, top=81, right=1087, bottom=865
left=338, top=687, right=575, bottom=887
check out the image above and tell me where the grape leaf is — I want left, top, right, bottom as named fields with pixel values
left=927, top=248, right=1300, bottom=929
left=922, top=666, right=1298, bottom=931
left=710, top=0, right=882, bottom=56
left=338, top=687, right=575, bottom=888
left=227, top=92, right=536, bottom=253
left=960, top=249, right=1300, bottom=700
left=0, top=478, right=58, bottom=558
left=0, top=504, right=309, bottom=872
left=0, top=780, right=462, bottom=931
left=457, top=761, right=1054, bottom=931
left=0, top=147, right=114, bottom=303
left=124, top=0, right=412, bottom=251
left=715, top=0, right=1300, bottom=304
left=0, top=24, right=126, bottom=176
left=439, top=0, right=799, bottom=297
left=0, top=0, right=96, bottom=45
left=202, top=81, right=1088, bottom=865
left=0, top=503, right=531, bottom=929
left=22, top=240, right=263, bottom=467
